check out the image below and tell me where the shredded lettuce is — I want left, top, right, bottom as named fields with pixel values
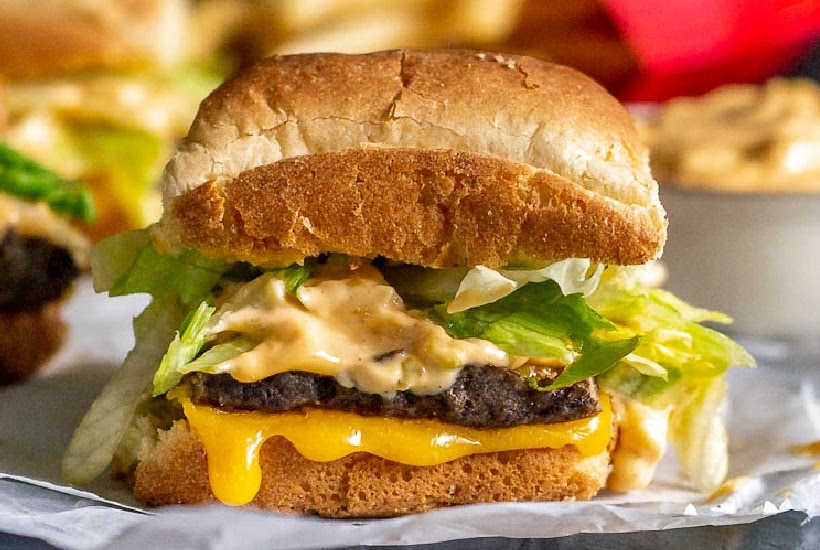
left=438, top=279, right=640, bottom=390
left=269, top=260, right=316, bottom=296
left=588, top=270, right=754, bottom=406
left=111, top=245, right=227, bottom=307
left=148, top=260, right=314, bottom=396
left=0, top=140, right=96, bottom=222
left=91, top=228, right=228, bottom=307
left=90, top=229, right=152, bottom=292
left=586, top=266, right=754, bottom=492
left=670, top=377, right=729, bottom=492
left=72, top=237, right=754, bottom=494
left=446, top=266, right=519, bottom=314
left=152, top=301, right=216, bottom=396
left=440, top=262, right=752, bottom=491
left=445, top=259, right=604, bottom=313
left=181, top=338, right=256, bottom=375
left=67, top=233, right=321, bottom=480
left=61, top=296, right=187, bottom=485
left=500, top=259, right=604, bottom=296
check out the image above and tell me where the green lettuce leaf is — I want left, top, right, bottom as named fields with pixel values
left=182, top=338, right=256, bottom=375
left=152, top=301, right=216, bottom=396
left=110, top=243, right=227, bottom=307
left=670, top=376, right=729, bottom=492
left=438, top=280, right=640, bottom=389
left=91, top=228, right=229, bottom=307
left=61, top=295, right=186, bottom=485
left=586, top=267, right=753, bottom=492
left=0, top=140, right=96, bottom=222
left=90, top=229, right=152, bottom=292
left=270, top=260, right=316, bottom=296
left=587, top=272, right=755, bottom=407
left=150, top=262, right=315, bottom=395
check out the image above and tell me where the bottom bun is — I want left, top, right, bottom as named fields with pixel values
left=131, top=421, right=611, bottom=517
left=0, top=302, right=66, bottom=384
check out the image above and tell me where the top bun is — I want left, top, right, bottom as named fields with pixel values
left=157, top=49, right=666, bottom=268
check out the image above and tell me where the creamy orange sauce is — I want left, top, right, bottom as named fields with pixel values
left=203, top=265, right=508, bottom=395
left=649, top=78, right=820, bottom=192
left=606, top=397, right=670, bottom=492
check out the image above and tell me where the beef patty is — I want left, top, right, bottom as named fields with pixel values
left=0, top=228, right=79, bottom=312
left=184, top=364, right=601, bottom=429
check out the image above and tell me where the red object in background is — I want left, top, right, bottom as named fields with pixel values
left=603, top=0, right=820, bottom=101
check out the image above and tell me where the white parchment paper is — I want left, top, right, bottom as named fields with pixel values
left=1, top=277, right=819, bottom=549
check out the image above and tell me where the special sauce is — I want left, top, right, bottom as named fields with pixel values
left=202, top=265, right=508, bottom=395
left=648, top=78, right=820, bottom=192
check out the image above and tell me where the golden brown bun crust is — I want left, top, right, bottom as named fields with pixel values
left=159, top=49, right=666, bottom=267
left=131, top=422, right=610, bottom=518
left=0, top=302, right=66, bottom=384
left=170, top=148, right=664, bottom=268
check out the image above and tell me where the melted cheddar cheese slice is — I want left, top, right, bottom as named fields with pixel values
left=179, top=394, right=612, bottom=506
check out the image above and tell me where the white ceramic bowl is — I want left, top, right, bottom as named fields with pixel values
left=659, top=185, right=820, bottom=338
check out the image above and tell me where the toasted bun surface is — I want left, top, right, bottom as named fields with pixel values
left=131, top=422, right=610, bottom=518
left=158, top=49, right=666, bottom=268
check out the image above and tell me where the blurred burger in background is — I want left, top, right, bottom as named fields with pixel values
left=0, top=137, right=92, bottom=384
left=0, top=0, right=221, bottom=241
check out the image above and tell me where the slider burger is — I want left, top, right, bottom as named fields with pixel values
left=0, top=140, right=92, bottom=383
left=62, top=50, right=754, bottom=517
